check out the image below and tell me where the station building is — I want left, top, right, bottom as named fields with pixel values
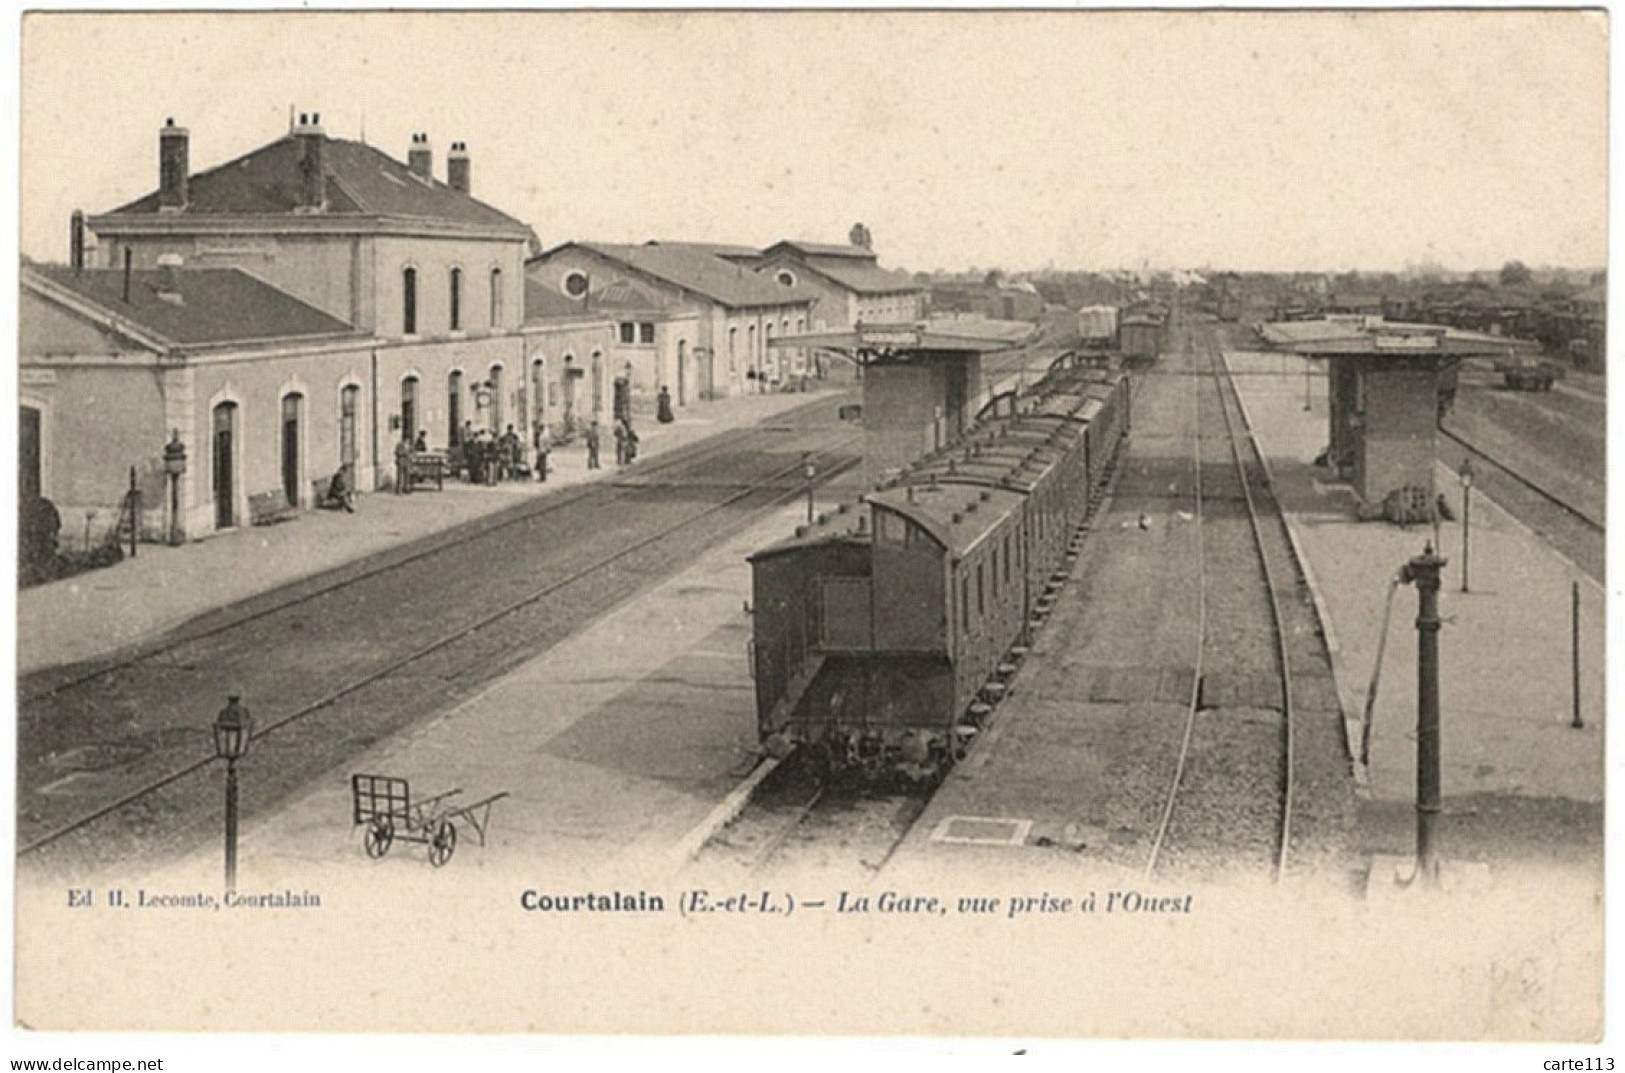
left=527, top=241, right=820, bottom=400
left=22, top=112, right=641, bottom=544
left=752, top=238, right=925, bottom=330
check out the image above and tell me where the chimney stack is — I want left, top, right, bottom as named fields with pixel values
left=159, top=118, right=189, bottom=212
left=447, top=141, right=471, bottom=194
left=156, top=253, right=184, bottom=305
left=408, top=132, right=433, bottom=179
left=294, top=112, right=327, bottom=212
left=70, top=210, right=86, bottom=273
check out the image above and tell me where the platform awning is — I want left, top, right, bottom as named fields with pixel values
left=768, top=319, right=1036, bottom=362
left=1262, top=318, right=1541, bottom=360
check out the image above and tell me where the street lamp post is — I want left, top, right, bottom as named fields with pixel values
left=163, top=431, right=187, bottom=547
left=1400, top=544, right=1447, bottom=888
left=212, top=695, right=255, bottom=893
left=1458, top=458, right=1474, bottom=592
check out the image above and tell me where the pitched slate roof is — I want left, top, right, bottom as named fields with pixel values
left=764, top=240, right=876, bottom=261
left=545, top=242, right=819, bottom=309
left=522, top=276, right=672, bottom=323
left=98, top=134, right=528, bottom=234
left=28, top=264, right=366, bottom=349
left=787, top=254, right=921, bottom=296
left=642, top=240, right=761, bottom=261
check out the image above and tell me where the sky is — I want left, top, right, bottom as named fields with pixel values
left=19, top=10, right=1608, bottom=274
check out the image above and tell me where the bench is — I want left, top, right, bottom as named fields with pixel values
left=248, top=490, right=299, bottom=526
left=408, top=452, right=449, bottom=491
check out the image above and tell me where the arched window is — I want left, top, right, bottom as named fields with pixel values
left=490, top=267, right=503, bottom=327
left=728, top=326, right=738, bottom=372
left=450, top=267, right=463, bottom=331
left=401, top=376, right=419, bottom=440
left=402, top=267, right=418, bottom=335
left=590, top=351, right=604, bottom=414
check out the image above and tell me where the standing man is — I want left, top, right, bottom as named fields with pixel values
left=613, top=418, right=628, bottom=466
left=394, top=433, right=414, bottom=495
left=534, top=421, right=551, bottom=483
left=585, top=420, right=602, bottom=470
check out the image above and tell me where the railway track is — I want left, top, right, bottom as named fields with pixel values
left=21, top=413, right=862, bottom=874
left=1437, top=425, right=1603, bottom=534
left=1144, top=324, right=1298, bottom=881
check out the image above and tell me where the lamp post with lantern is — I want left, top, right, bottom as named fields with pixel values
left=803, top=454, right=817, bottom=525
left=1458, top=458, right=1474, bottom=593
left=163, top=431, right=187, bottom=547
left=212, top=695, right=254, bottom=892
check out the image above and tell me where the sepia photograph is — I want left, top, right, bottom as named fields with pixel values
left=7, top=6, right=1612, bottom=1057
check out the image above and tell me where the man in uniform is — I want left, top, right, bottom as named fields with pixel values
left=585, top=420, right=602, bottom=470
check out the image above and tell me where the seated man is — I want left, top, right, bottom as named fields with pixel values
left=322, top=466, right=356, bottom=513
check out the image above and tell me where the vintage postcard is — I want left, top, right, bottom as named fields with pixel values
left=8, top=7, right=1610, bottom=1054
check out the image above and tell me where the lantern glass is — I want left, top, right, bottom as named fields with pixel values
left=213, top=697, right=253, bottom=761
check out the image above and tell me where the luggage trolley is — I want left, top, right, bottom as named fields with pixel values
left=350, top=774, right=509, bottom=867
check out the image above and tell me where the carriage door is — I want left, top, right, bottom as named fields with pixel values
left=213, top=402, right=237, bottom=529
left=20, top=406, right=41, bottom=501
left=339, top=386, right=359, bottom=483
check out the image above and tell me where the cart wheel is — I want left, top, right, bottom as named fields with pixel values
left=364, top=816, right=394, bottom=859
left=428, top=819, right=457, bottom=867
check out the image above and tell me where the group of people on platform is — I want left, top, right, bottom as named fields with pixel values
left=377, top=410, right=648, bottom=497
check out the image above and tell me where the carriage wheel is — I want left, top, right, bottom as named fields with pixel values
left=364, top=816, right=394, bottom=859
left=428, top=819, right=458, bottom=867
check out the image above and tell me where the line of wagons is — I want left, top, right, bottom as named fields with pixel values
left=749, top=355, right=1132, bottom=780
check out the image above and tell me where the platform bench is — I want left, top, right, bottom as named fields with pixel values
left=248, top=490, right=299, bottom=526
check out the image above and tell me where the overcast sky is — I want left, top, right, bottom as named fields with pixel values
left=20, top=11, right=1607, bottom=274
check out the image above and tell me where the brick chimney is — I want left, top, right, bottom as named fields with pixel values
left=156, top=253, right=184, bottom=305
left=447, top=141, right=470, bottom=194
left=70, top=210, right=86, bottom=273
left=159, top=117, right=189, bottom=212
left=294, top=112, right=327, bottom=212
left=408, top=132, right=433, bottom=179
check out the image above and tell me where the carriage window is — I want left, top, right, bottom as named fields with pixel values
left=1004, top=533, right=1012, bottom=585
left=976, top=563, right=984, bottom=618
left=992, top=546, right=999, bottom=598
left=960, top=577, right=970, bottom=632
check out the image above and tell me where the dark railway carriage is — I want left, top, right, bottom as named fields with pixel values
left=748, top=363, right=1130, bottom=777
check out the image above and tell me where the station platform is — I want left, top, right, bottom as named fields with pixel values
left=17, top=388, right=839, bottom=677
left=116, top=481, right=858, bottom=895
left=1224, top=349, right=1604, bottom=808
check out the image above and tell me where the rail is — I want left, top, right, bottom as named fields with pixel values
left=21, top=432, right=861, bottom=860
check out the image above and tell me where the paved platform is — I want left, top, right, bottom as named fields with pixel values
left=18, top=388, right=840, bottom=677
left=128, top=488, right=848, bottom=894
left=1224, top=349, right=1604, bottom=805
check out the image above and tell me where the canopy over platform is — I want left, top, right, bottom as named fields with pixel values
left=769, top=319, right=1036, bottom=366
left=1260, top=318, right=1540, bottom=359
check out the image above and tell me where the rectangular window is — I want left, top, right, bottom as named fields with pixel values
left=449, top=268, right=462, bottom=331
left=639, top=322, right=656, bottom=344
left=619, top=323, right=636, bottom=344
left=490, top=268, right=503, bottom=327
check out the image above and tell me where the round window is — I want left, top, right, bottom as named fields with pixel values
left=776, top=269, right=797, bottom=288
left=563, top=272, right=589, bottom=298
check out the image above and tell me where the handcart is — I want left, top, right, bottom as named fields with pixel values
left=350, top=774, right=509, bottom=867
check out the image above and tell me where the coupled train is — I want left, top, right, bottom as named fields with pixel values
left=748, top=355, right=1132, bottom=778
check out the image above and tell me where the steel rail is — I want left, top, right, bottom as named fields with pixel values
left=20, top=407, right=843, bottom=706
left=20, top=437, right=861, bottom=859
left=1206, top=330, right=1298, bottom=884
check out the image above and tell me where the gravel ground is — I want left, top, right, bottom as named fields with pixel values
left=21, top=401, right=861, bottom=878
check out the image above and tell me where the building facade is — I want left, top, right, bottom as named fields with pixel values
left=527, top=241, right=820, bottom=398
left=752, top=239, right=925, bottom=330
